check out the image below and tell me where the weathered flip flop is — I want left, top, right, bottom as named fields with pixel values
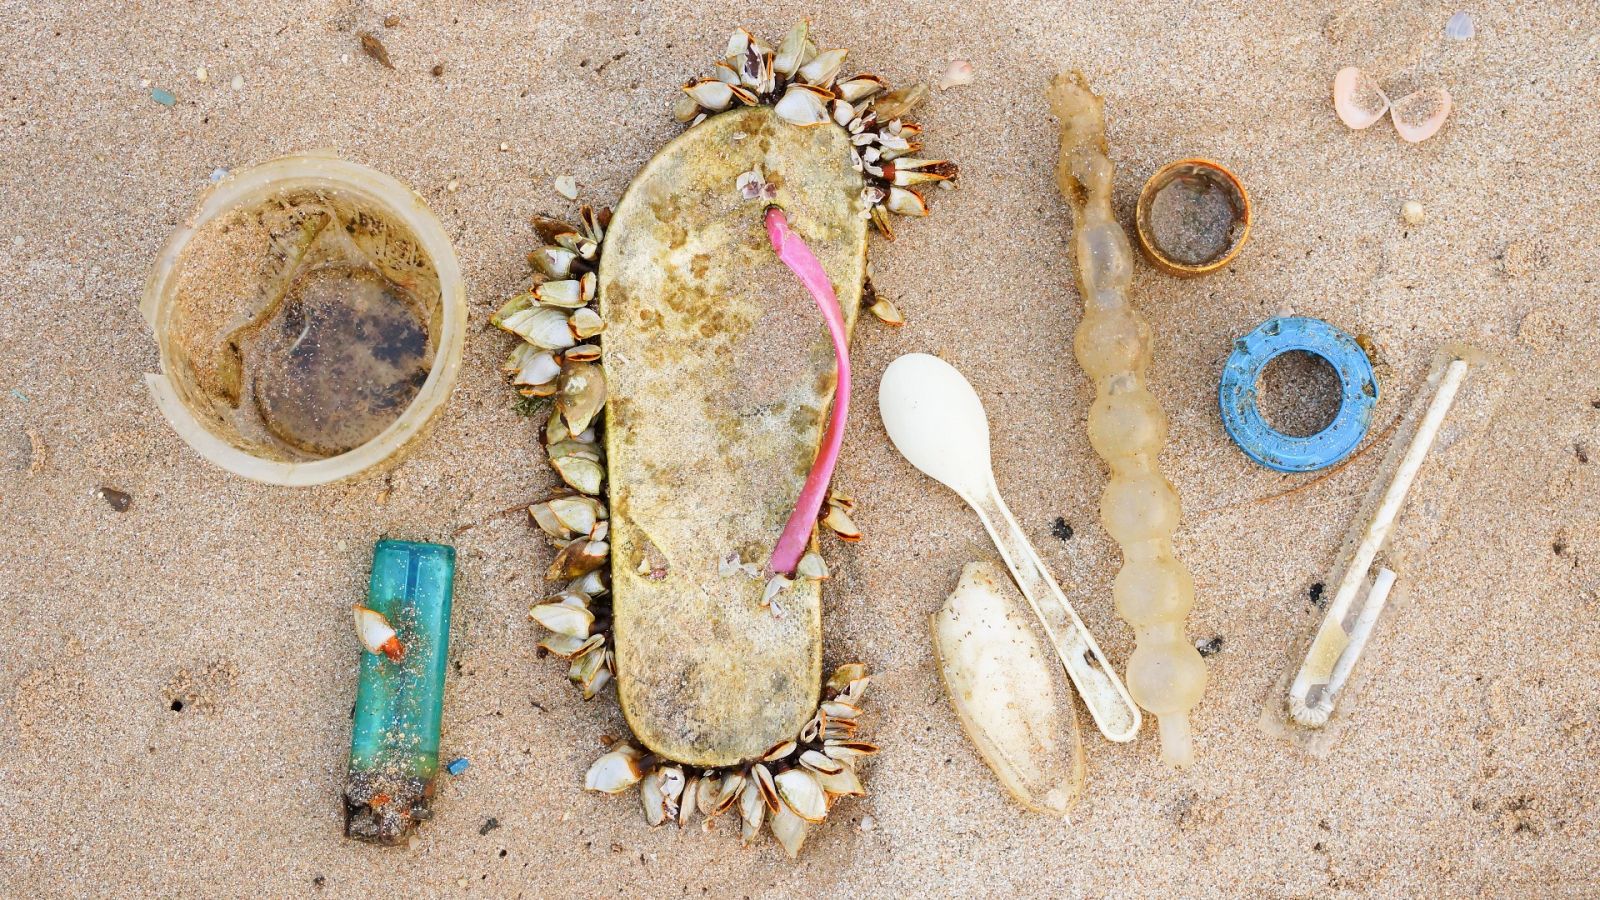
left=493, top=23, right=957, bottom=856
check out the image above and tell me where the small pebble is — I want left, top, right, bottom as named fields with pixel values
left=499, top=141, right=510, bottom=152
left=446, top=757, right=469, bottom=776
left=359, top=32, right=394, bottom=69
left=1445, top=11, right=1474, bottom=41
left=858, top=814, right=878, bottom=832
left=194, top=66, right=208, bottom=82
left=554, top=175, right=578, bottom=199
left=150, top=87, right=176, bottom=107
left=431, top=63, right=445, bottom=77
left=97, top=487, right=132, bottom=512
left=446, top=179, right=460, bottom=193
left=231, top=75, right=244, bottom=90
left=1402, top=200, right=1425, bottom=225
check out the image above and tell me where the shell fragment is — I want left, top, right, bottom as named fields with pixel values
left=931, top=561, right=1084, bottom=816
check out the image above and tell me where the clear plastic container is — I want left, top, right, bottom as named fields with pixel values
left=141, top=153, right=466, bottom=486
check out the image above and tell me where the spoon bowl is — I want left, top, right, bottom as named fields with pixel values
left=879, top=353, right=995, bottom=501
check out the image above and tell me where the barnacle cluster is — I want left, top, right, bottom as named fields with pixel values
left=1050, top=72, right=1208, bottom=768
left=583, top=665, right=877, bottom=857
left=674, top=22, right=957, bottom=238
left=492, top=206, right=620, bottom=699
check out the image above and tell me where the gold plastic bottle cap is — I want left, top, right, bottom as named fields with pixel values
left=1135, top=158, right=1251, bottom=277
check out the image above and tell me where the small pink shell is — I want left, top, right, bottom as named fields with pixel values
left=1390, top=87, right=1453, bottom=143
left=1333, top=67, right=1389, bottom=130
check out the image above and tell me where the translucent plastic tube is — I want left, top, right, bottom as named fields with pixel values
left=1049, top=72, right=1207, bottom=767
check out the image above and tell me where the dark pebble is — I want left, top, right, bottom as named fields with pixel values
left=97, top=487, right=132, bottom=512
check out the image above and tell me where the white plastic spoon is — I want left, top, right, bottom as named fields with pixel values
left=879, top=353, right=1141, bottom=742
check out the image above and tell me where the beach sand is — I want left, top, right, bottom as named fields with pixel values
left=2, top=1, right=1597, bottom=896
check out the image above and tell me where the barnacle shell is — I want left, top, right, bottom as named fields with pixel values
left=529, top=601, right=593, bottom=638
left=352, top=605, right=403, bottom=661
left=774, top=767, right=827, bottom=822
left=931, top=561, right=1084, bottom=817
left=774, top=83, right=833, bottom=126
left=584, top=745, right=644, bottom=793
left=769, top=803, right=811, bottom=858
left=600, top=105, right=866, bottom=767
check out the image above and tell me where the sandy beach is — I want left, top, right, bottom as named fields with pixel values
left=2, top=1, right=1597, bottom=896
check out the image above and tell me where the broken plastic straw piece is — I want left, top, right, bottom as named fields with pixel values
left=765, top=206, right=851, bottom=575
left=1290, top=358, right=1469, bottom=726
left=344, top=539, right=457, bottom=844
left=1322, top=567, right=1397, bottom=705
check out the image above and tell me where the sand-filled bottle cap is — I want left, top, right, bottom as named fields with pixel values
left=1134, top=158, right=1251, bottom=277
left=141, top=152, right=466, bottom=486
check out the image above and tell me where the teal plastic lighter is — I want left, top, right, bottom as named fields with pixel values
left=343, top=539, right=456, bottom=845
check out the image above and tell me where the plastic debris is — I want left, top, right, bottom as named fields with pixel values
left=150, top=87, right=176, bottom=107
left=1445, top=11, right=1474, bottom=40
left=1402, top=200, right=1425, bottom=225
left=446, top=757, right=469, bottom=776
left=209, top=167, right=229, bottom=183
left=231, top=75, right=244, bottom=90
left=1219, top=317, right=1378, bottom=472
left=554, top=175, right=578, bottom=199
left=932, top=562, right=1084, bottom=816
left=344, top=540, right=458, bottom=845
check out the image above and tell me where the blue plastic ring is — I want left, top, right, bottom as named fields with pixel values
left=1218, top=316, right=1378, bottom=473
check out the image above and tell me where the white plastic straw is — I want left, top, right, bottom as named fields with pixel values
left=1290, top=358, right=1469, bottom=726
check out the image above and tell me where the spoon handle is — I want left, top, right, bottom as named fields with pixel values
left=968, top=489, right=1142, bottom=742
